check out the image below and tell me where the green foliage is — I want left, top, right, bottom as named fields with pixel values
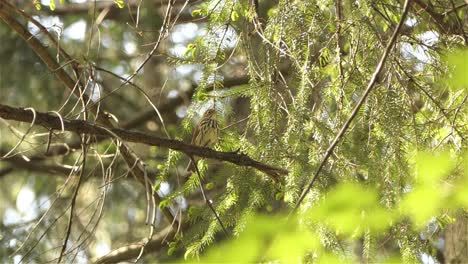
left=1, top=0, right=467, bottom=263
left=192, top=151, right=466, bottom=262
left=306, top=183, right=393, bottom=236
left=445, top=49, right=468, bottom=91
left=197, top=214, right=320, bottom=263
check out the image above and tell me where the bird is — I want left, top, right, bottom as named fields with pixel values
left=186, top=108, right=219, bottom=173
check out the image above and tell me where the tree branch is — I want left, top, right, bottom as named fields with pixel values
left=21, top=0, right=198, bottom=24
left=291, top=0, right=411, bottom=213
left=0, top=154, right=73, bottom=176
left=92, top=225, right=176, bottom=264
left=412, top=0, right=465, bottom=38
left=0, top=4, right=177, bottom=226
left=0, top=104, right=287, bottom=181
left=45, top=0, right=195, bottom=15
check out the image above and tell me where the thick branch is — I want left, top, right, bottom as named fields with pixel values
left=0, top=104, right=287, bottom=181
left=43, top=1, right=196, bottom=24
left=46, top=0, right=196, bottom=15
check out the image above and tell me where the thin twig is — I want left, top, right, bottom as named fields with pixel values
left=119, top=0, right=175, bottom=87
left=291, top=0, right=412, bottom=214
left=57, top=116, right=89, bottom=263
left=335, top=0, right=344, bottom=92
left=190, top=156, right=229, bottom=237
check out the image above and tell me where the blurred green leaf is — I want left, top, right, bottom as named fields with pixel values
left=415, top=151, right=454, bottom=185
left=445, top=49, right=468, bottom=91
left=400, top=187, right=441, bottom=227
left=307, top=183, right=393, bottom=236
left=33, top=0, right=41, bottom=10
left=401, top=151, right=457, bottom=226
left=198, top=214, right=320, bottom=263
left=192, top=9, right=202, bottom=17
left=454, top=152, right=468, bottom=206
left=114, top=0, right=124, bottom=8
left=205, top=182, right=214, bottom=190
left=49, top=0, right=55, bottom=10
left=231, top=11, right=239, bottom=22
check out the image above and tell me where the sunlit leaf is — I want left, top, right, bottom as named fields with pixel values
left=184, top=43, right=197, bottom=59
left=49, top=0, right=55, bottom=10
left=231, top=11, right=239, bottom=22
left=33, top=0, right=41, bottom=10
left=192, top=9, right=202, bottom=17
left=114, top=0, right=124, bottom=8
left=445, top=49, right=468, bottom=91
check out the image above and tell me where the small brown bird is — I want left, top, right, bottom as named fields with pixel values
left=186, top=108, right=219, bottom=173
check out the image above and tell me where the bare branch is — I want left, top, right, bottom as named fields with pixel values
left=0, top=4, right=177, bottom=226
left=57, top=136, right=88, bottom=263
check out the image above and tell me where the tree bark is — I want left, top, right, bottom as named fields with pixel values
left=444, top=213, right=468, bottom=264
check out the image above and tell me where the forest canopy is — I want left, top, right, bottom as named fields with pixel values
left=0, top=0, right=467, bottom=263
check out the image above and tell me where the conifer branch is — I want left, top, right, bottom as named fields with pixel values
left=292, top=0, right=412, bottom=213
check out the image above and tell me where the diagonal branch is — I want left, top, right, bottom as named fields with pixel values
left=291, top=0, right=412, bottom=213
left=190, top=155, right=229, bottom=236
left=0, top=104, right=287, bottom=181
